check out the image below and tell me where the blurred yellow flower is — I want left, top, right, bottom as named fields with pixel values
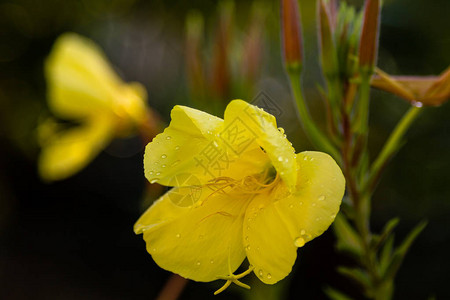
left=134, top=100, right=345, bottom=293
left=39, top=33, right=149, bottom=181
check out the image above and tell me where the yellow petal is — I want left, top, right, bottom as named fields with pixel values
left=38, top=113, right=114, bottom=181
left=224, top=100, right=297, bottom=190
left=134, top=186, right=249, bottom=282
left=244, top=151, right=345, bottom=284
left=46, top=33, right=147, bottom=125
left=144, top=105, right=268, bottom=186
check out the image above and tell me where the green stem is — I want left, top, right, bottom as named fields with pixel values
left=287, top=70, right=341, bottom=162
left=354, top=73, right=371, bottom=133
left=365, top=105, right=423, bottom=192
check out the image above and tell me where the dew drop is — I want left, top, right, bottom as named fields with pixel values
left=300, top=229, right=306, bottom=235
left=166, top=136, right=171, bottom=140
left=309, top=157, right=315, bottom=161
left=210, top=260, right=214, bottom=264
left=278, top=156, right=283, bottom=162
left=172, top=160, right=180, bottom=166
left=267, top=273, right=272, bottom=279
left=316, top=217, right=321, bottom=221
left=258, top=270, right=263, bottom=277
left=303, top=156, right=308, bottom=161
left=412, top=101, right=423, bottom=108
left=175, top=146, right=180, bottom=150
left=213, top=141, right=219, bottom=147
left=176, top=233, right=181, bottom=238
left=245, top=236, right=249, bottom=241
left=312, top=203, right=317, bottom=207
left=289, top=204, right=294, bottom=209
left=299, top=201, right=303, bottom=205
left=318, top=195, right=325, bottom=201
left=150, top=179, right=158, bottom=184
left=196, top=261, right=201, bottom=266
left=161, top=154, right=167, bottom=159
left=246, top=245, right=251, bottom=250
left=294, top=237, right=305, bottom=247
left=152, top=248, right=156, bottom=252
left=162, top=164, right=166, bottom=168
left=156, top=172, right=161, bottom=176
left=278, top=127, right=285, bottom=134
left=149, top=171, right=153, bottom=175
left=330, top=214, right=336, bottom=219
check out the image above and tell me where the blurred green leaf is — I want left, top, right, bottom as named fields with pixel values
left=337, top=266, right=372, bottom=290
left=333, top=213, right=363, bottom=257
left=324, top=286, right=354, bottom=300
left=372, top=217, right=399, bottom=251
left=383, top=221, right=427, bottom=280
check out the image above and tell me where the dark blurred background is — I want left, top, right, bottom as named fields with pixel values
left=0, top=0, right=449, bottom=299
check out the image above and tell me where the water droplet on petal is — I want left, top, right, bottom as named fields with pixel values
left=318, top=195, right=325, bottom=201
left=303, top=156, right=308, bottom=161
left=196, top=261, right=201, bottom=266
left=210, top=260, right=214, bottom=264
left=299, top=201, right=303, bottom=205
left=312, top=203, right=317, bottom=207
left=245, top=236, right=249, bottom=241
left=330, top=214, right=336, bottom=219
left=294, top=237, right=305, bottom=247
left=267, top=273, right=272, bottom=279
left=166, top=136, right=171, bottom=140
left=246, top=245, right=251, bottom=250
left=175, top=146, right=180, bottom=150
left=300, top=229, right=306, bottom=235
left=156, top=172, right=161, bottom=176
left=258, top=270, right=263, bottom=276
left=150, top=179, right=158, bottom=184
left=289, top=204, right=294, bottom=209
left=152, top=248, right=156, bottom=252
left=149, top=171, right=153, bottom=175
left=278, top=127, right=285, bottom=134
left=278, top=156, right=283, bottom=162
left=161, top=154, right=167, bottom=159
left=162, top=164, right=166, bottom=168
left=176, top=233, right=181, bottom=238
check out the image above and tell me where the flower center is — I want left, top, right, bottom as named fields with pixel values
left=205, top=167, right=280, bottom=197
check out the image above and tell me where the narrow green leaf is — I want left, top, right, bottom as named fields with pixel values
left=373, top=218, right=400, bottom=251
left=324, top=286, right=354, bottom=300
left=383, top=221, right=427, bottom=280
left=333, top=213, right=363, bottom=257
left=337, top=266, right=372, bottom=290
left=379, top=234, right=394, bottom=275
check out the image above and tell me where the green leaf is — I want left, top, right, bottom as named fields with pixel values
left=373, top=218, right=400, bottom=251
left=337, top=266, right=372, bottom=290
left=333, top=213, right=363, bottom=257
left=382, top=221, right=427, bottom=280
left=378, top=234, right=394, bottom=275
left=324, top=286, right=354, bottom=300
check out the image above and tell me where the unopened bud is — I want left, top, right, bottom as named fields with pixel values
left=281, top=0, right=303, bottom=72
left=359, top=0, right=380, bottom=72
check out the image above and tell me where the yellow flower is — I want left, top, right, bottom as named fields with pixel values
left=134, top=100, right=345, bottom=293
left=38, top=33, right=148, bottom=181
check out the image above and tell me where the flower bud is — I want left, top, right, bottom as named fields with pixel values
left=281, top=0, right=303, bottom=71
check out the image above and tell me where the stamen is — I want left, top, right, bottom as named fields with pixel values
left=214, top=265, right=255, bottom=295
